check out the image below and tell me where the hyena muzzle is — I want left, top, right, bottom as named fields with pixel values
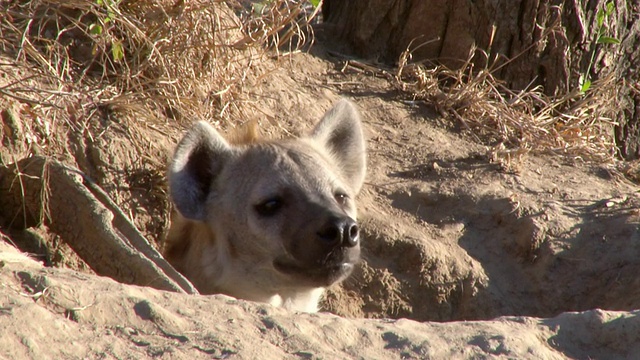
left=164, top=99, right=366, bottom=312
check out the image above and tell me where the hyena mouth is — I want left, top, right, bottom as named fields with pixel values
left=272, top=258, right=355, bottom=286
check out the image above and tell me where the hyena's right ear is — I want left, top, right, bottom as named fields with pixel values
left=168, top=121, right=232, bottom=221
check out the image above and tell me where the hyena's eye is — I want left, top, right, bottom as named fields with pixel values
left=254, top=197, right=283, bottom=217
left=334, top=193, right=348, bottom=205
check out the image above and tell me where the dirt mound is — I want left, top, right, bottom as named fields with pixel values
left=316, top=89, right=640, bottom=322
left=2, top=241, right=640, bottom=359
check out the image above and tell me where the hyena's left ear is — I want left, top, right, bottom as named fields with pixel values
left=168, top=121, right=233, bottom=221
left=310, top=99, right=366, bottom=193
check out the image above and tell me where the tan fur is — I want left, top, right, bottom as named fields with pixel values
left=164, top=99, right=366, bottom=312
left=227, top=120, right=261, bottom=145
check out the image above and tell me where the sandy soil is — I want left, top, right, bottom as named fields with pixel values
left=2, top=25, right=640, bottom=359
left=2, top=241, right=640, bottom=359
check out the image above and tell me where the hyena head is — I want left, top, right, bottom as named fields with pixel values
left=166, top=99, right=366, bottom=311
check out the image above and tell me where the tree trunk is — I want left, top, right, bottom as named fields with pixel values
left=323, top=0, right=640, bottom=159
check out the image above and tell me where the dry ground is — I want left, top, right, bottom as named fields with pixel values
left=1, top=3, right=640, bottom=358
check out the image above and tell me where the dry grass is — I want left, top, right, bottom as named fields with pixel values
left=0, top=0, right=318, bottom=158
left=234, top=0, right=320, bottom=53
left=395, top=48, right=619, bottom=167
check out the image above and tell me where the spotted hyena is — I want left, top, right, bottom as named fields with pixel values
left=163, top=99, right=366, bottom=312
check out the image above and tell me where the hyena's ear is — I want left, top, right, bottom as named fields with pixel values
left=168, top=121, right=232, bottom=221
left=310, top=99, right=366, bottom=193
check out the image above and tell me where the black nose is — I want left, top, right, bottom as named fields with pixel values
left=317, top=216, right=359, bottom=248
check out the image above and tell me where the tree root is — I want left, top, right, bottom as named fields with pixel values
left=0, top=156, right=198, bottom=295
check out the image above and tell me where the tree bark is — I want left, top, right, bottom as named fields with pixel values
left=323, top=0, right=640, bottom=159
